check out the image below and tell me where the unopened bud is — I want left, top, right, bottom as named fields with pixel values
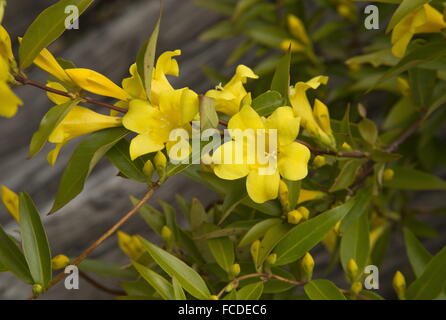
left=250, top=240, right=261, bottom=263
left=350, top=281, right=363, bottom=295
left=32, top=284, right=43, bottom=296
left=51, top=254, right=70, bottom=270
left=392, top=271, right=406, bottom=300
left=341, top=142, right=352, bottom=150
left=210, top=295, right=219, bottom=300
left=287, top=210, right=303, bottom=224
left=229, top=263, right=240, bottom=277
left=383, top=168, right=394, bottom=181
left=346, top=258, right=359, bottom=282
left=297, top=206, right=310, bottom=220
left=313, top=155, right=326, bottom=168
left=266, top=253, right=277, bottom=265
left=334, top=221, right=342, bottom=235
left=143, top=160, right=154, bottom=180
left=300, top=252, right=315, bottom=281
left=278, top=180, right=289, bottom=211
left=154, top=151, right=167, bottom=182
left=161, top=225, right=173, bottom=243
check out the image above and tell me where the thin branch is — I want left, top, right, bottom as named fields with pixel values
left=29, top=184, right=159, bottom=299
left=79, top=271, right=126, bottom=296
left=14, top=75, right=128, bottom=114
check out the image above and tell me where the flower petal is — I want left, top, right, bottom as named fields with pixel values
left=0, top=82, right=23, bottom=118
left=266, top=106, right=300, bottom=146
left=212, top=141, right=250, bottom=180
left=46, top=82, right=71, bottom=105
left=246, top=169, right=280, bottom=203
left=278, top=142, right=310, bottom=181
left=123, top=99, right=163, bottom=134
left=129, top=133, right=164, bottom=160
left=228, top=104, right=265, bottom=132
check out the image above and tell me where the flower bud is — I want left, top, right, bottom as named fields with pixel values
left=51, top=254, right=70, bottom=270
left=334, top=220, right=342, bottom=235
left=161, top=225, right=173, bottom=243
left=154, top=151, right=167, bottom=182
left=287, top=210, right=303, bottom=225
left=210, top=295, right=219, bottom=300
left=350, top=281, right=363, bottom=295
left=297, top=206, right=310, bottom=220
left=266, top=253, right=277, bottom=266
left=346, top=258, right=359, bottom=282
left=383, top=168, right=394, bottom=181
left=300, top=252, right=315, bottom=281
left=229, top=263, right=240, bottom=277
left=143, top=160, right=154, bottom=180
left=117, top=231, right=144, bottom=260
left=313, top=155, right=326, bottom=168
left=278, top=180, right=289, bottom=211
left=250, top=240, right=261, bottom=263
left=392, top=271, right=406, bottom=300
left=1, top=185, right=19, bottom=222
left=32, top=284, right=43, bottom=296
left=341, top=142, right=352, bottom=150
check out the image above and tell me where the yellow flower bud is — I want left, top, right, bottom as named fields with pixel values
left=143, top=160, right=154, bottom=180
left=161, top=225, right=173, bottom=243
left=392, top=271, right=406, bottom=300
left=334, top=221, right=342, bottom=236
left=383, top=168, right=394, bottom=182
left=266, top=253, right=277, bottom=266
left=51, top=254, right=70, bottom=270
left=225, top=283, right=234, bottom=292
left=297, top=206, right=310, bottom=220
left=229, top=263, right=240, bottom=277
left=278, top=180, right=289, bottom=211
left=300, top=252, right=315, bottom=281
left=117, top=231, right=144, bottom=260
left=287, top=210, right=303, bottom=225
left=313, top=155, right=326, bottom=168
left=0, top=185, right=19, bottom=222
left=32, top=284, right=44, bottom=296
left=341, top=142, right=352, bottom=150
left=250, top=240, right=261, bottom=263
left=350, top=281, right=363, bottom=295
left=346, top=258, right=359, bottom=282
left=210, top=295, right=219, bottom=300
left=154, top=151, right=167, bottom=171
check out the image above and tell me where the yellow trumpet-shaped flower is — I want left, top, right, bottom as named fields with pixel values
left=0, top=185, right=19, bottom=222
left=212, top=105, right=310, bottom=203
left=289, top=76, right=336, bottom=149
left=0, top=80, right=23, bottom=118
left=123, top=87, right=199, bottom=160
left=391, top=4, right=446, bottom=58
left=65, top=68, right=130, bottom=101
left=122, top=63, right=146, bottom=100
left=47, top=106, right=122, bottom=165
left=34, top=48, right=73, bottom=84
left=206, top=65, right=258, bottom=116
left=117, top=231, right=144, bottom=261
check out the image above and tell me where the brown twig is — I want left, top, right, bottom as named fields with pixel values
left=29, top=184, right=159, bottom=299
left=14, top=75, right=128, bottom=113
left=79, top=271, right=126, bottom=296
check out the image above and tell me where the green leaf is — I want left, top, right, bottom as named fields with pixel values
left=190, top=198, right=207, bottom=231
left=29, top=99, right=80, bottom=157
left=257, top=223, right=292, bottom=268
left=199, top=96, right=219, bottom=131
left=384, top=166, right=446, bottom=190
left=106, top=139, right=147, bottom=183
left=329, top=159, right=367, bottom=192
left=172, top=277, right=187, bottom=300
left=19, top=0, right=94, bottom=68
left=270, top=51, right=291, bottom=104
left=409, top=67, right=437, bottom=107
left=340, top=187, right=372, bottom=232
left=251, top=90, right=284, bottom=116
left=139, top=238, right=211, bottom=300
left=386, top=0, right=431, bottom=33
left=340, top=212, right=370, bottom=273
left=275, top=200, right=355, bottom=265
left=304, top=280, right=346, bottom=300
left=207, top=237, right=234, bottom=272
left=284, top=179, right=301, bottom=210
left=358, top=118, right=378, bottom=145
left=19, top=192, right=52, bottom=287
left=78, top=259, right=136, bottom=279
left=50, top=127, right=128, bottom=213
left=404, top=228, right=432, bottom=277
left=137, top=11, right=161, bottom=102
left=0, top=224, right=33, bottom=284
left=407, top=246, right=446, bottom=300
left=131, top=197, right=165, bottom=236
left=219, top=178, right=247, bottom=224
left=238, top=218, right=282, bottom=247
left=132, top=261, right=174, bottom=300
left=237, top=281, right=264, bottom=300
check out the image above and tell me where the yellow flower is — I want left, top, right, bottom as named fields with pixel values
left=289, top=76, right=336, bottom=148
left=206, top=65, right=258, bottom=116
left=297, top=189, right=326, bottom=204
left=122, top=63, right=146, bottom=100
left=0, top=81, right=23, bottom=118
left=117, top=231, right=144, bottom=261
left=287, top=14, right=310, bottom=45
left=0, top=25, right=13, bottom=61
left=1, top=185, right=19, bottom=222
left=212, top=105, right=310, bottom=203
left=151, top=50, right=181, bottom=105
left=391, top=4, right=446, bottom=58
left=123, top=87, right=198, bottom=160
left=33, top=48, right=72, bottom=84
left=47, top=106, right=122, bottom=165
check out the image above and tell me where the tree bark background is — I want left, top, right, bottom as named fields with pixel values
left=0, top=0, right=445, bottom=300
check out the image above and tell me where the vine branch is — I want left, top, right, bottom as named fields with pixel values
left=79, top=271, right=126, bottom=296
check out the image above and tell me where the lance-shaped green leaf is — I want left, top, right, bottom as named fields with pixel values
left=207, top=236, right=234, bottom=272
left=384, top=166, right=446, bottom=191
left=251, top=90, right=284, bottom=116
left=257, top=223, right=293, bottom=268
left=19, top=0, right=94, bottom=68
left=131, top=197, right=165, bottom=236
left=132, top=261, right=174, bottom=300
left=386, top=0, right=431, bottom=33
left=19, top=192, right=52, bottom=287
left=200, top=96, right=218, bottom=131
left=238, top=218, right=282, bottom=247
left=358, top=118, right=378, bottom=145
left=172, top=277, right=186, bottom=300
left=219, top=178, right=247, bottom=224
left=329, top=159, right=367, bottom=192
left=270, top=50, right=291, bottom=104
left=0, top=224, right=33, bottom=284
left=403, top=228, right=432, bottom=277
left=340, top=213, right=370, bottom=273
left=137, top=10, right=161, bottom=102
left=340, top=187, right=372, bottom=232
left=106, top=139, right=147, bottom=183
left=237, top=282, right=264, bottom=300
left=29, top=99, right=81, bottom=157
left=304, top=280, right=346, bottom=300
left=78, top=259, right=137, bottom=279
left=139, top=237, right=211, bottom=300
left=406, top=246, right=446, bottom=300
left=275, top=200, right=355, bottom=265
left=50, top=127, right=129, bottom=213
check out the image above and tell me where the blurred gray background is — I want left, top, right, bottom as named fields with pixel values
left=1, top=0, right=445, bottom=300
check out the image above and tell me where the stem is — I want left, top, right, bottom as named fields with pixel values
left=29, top=184, right=159, bottom=299
left=79, top=271, right=126, bottom=296
left=14, top=75, right=128, bottom=114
